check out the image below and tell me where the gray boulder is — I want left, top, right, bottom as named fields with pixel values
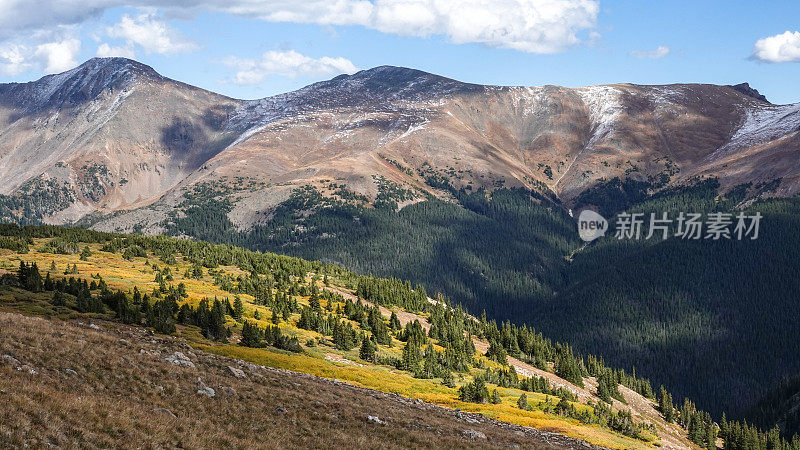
left=196, top=387, right=216, bottom=397
left=164, top=352, right=195, bottom=368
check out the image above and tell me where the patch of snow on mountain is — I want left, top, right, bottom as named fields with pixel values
left=398, top=118, right=429, bottom=140
left=730, top=103, right=800, bottom=146
left=712, top=103, right=800, bottom=158
left=648, top=86, right=687, bottom=108
left=521, top=86, right=549, bottom=117
left=577, top=86, right=624, bottom=145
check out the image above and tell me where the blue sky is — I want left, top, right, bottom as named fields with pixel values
left=1, top=1, right=799, bottom=104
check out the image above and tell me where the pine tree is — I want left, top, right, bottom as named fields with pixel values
left=491, top=388, right=501, bottom=404
left=191, top=263, right=203, bottom=279
left=233, top=296, right=244, bottom=321
left=442, top=370, right=456, bottom=388
left=80, top=245, right=92, bottom=261
left=705, top=423, right=717, bottom=450
left=421, top=345, right=440, bottom=378
left=333, top=320, right=357, bottom=351
left=146, top=300, right=176, bottom=334
left=17, top=261, right=43, bottom=292
left=76, top=288, right=91, bottom=313
left=51, top=290, right=66, bottom=306
left=389, top=311, right=401, bottom=331
left=359, top=337, right=377, bottom=362
left=517, top=393, right=530, bottom=410
left=177, top=303, right=192, bottom=324
left=309, top=290, right=321, bottom=311
left=597, top=370, right=622, bottom=403
left=554, top=347, right=584, bottom=388
left=401, top=337, right=422, bottom=372
left=659, top=385, right=675, bottom=423
left=202, top=299, right=229, bottom=342
left=485, top=338, right=508, bottom=365
left=459, top=377, right=489, bottom=403
left=240, top=320, right=262, bottom=347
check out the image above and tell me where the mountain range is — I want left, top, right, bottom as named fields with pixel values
left=0, top=57, right=798, bottom=228
left=3, top=57, right=800, bottom=426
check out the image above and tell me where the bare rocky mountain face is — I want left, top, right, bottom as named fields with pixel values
left=0, top=57, right=798, bottom=229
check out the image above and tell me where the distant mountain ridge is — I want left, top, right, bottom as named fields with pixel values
left=0, top=56, right=798, bottom=229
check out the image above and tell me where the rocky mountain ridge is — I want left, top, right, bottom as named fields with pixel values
left=0, top=57, right=798, bottom=229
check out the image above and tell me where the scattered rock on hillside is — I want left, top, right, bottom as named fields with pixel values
left=2, top=354, right=20, bottom=366
left=64, top=368, right=77, bottom=376
left=196, top=387, right=215, bottom=397
left=218, top=386, right=237, bottom=397
left=367, top=415, right=386, bottom=425
left=462, top=429, right=487, bottom=440
left=227, top=366, right=247, bottom=379
left=20, top=365, right=38, bottom=375
left=164, top=352, right=195, bottom=368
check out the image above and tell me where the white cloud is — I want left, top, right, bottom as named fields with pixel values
left=96, top=42, right=136, bottom=59
left=0, top=0, right=599, bottom=79
left=106, top=12, right=198, bottom=55
left=0, top=44, right=31, bottom=75
left=239, top=0, right=601, bottom=54
left=631, top=45, right=670, bottom=59
left=0, top=1, right=599, bottom=55
left=35, top=38, right=81, bottom=73
left=223, top=50, right=358, bottom=85
left=752, top=31, right=800, bottom=63
left=107, top=13, right=198, bottom=55
left=0, top=0, right=117, bottom=41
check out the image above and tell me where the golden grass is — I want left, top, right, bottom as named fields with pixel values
left=0, top=241, right=659, bottom=449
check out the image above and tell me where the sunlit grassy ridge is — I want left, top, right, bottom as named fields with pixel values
left=0, top=233, right=663, bottom=449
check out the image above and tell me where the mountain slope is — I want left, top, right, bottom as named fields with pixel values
left=0, top=226, right=688, bottom=449
left=3, top=58, right=800, bottom=427
left=0, top=312, right=590, bottom=449
left=0, top=58, right=238, bottom=223
left=1, top=58, right=799, bottom=228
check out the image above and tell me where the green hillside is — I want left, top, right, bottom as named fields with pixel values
left=155, top=177, right=800, bottom=426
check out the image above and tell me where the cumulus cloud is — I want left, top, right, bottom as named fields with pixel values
left=0, top=34, right=83, bottom=76
left=0, top=44, right=31, bottom=76
left=35, top=38, right=81, bottom=73
left=237, top=0, right=601, bottom=53
left=751, top=31, right=800, bottom=63
left=96, top=42, right=136, bottom=59
left=223, top=50, right=358, bottom=85
left=0, top=1, right=600, bottom=55
left=631, top=45, right=670, bottom=59
left=106, top=12, right=198, bottom=55
left=0, top=0, right=116, bottom=41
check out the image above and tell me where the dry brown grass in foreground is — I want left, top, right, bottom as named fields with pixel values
left=0, top=312, right=597, bottom=449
